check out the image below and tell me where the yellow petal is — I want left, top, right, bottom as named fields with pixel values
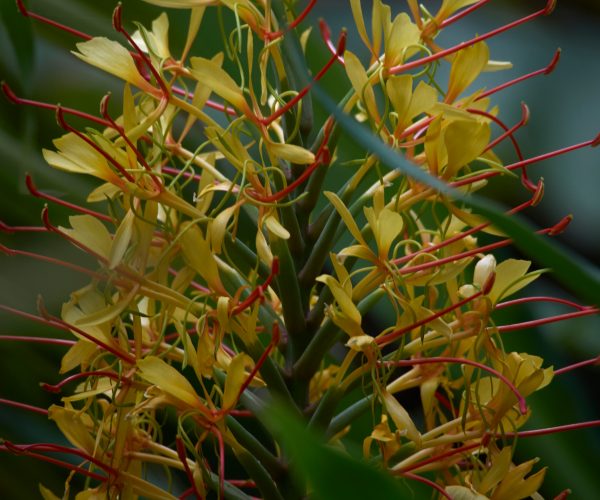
left=345, top=51, right=378, bottom=120
left=350, top=0, right=371, bottom=54
left=264, top=214, right=291, bottom=240
left=444, top=119, right=491, bottom=178
left=445, top=485, right=488, bottom=500
left=73, top=38, right=151, bottom=91
left=382, top=391, right=421, bottom=446
left=223, top=353, right=253, bottom=409
left=190, top=56, right=248, bottom=111
left=48, top=405, right=95, bottom=454
left=44, top=133, right=121, bottom=184
left=180, top=223, right=227, bottom=295
left=479, top=447, right=512, bottom=494
left=447, top=42, right=490, bottom=102
left=109, top=210, right=135, bottom=269
left=39, top=485, right=61, bottom=500
left=324, top=191, right=366, bottom=245
left=267, top=141, right=315, bottom=164
left=317, top=274, right=362, bottom=326
left=488, top=259, right=536, bottom=304
left=137, top=356, right=201, bottom=408
left=385, top=13, right=421, bottom=68
left=60, top=215, right=112, bottom=260
left=60, top=340, right=98, bottom=373
left=211, top=204, right=237, bottom=253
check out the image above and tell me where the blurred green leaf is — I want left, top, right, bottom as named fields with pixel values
left=0, top=0, right=35, bottom=86
left=261, top=401, right=408, bottom=500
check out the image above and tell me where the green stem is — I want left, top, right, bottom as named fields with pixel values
left=271, top=237, right=308, bottom=360
left=294, top=288, right=386, bottom=380
left=308, top=386, right=344, bottom=431
left=204, top=469, right=253, bottom=500
left=226, top=416, right=283, bottom=477
left=326, top=394, right=374, bottom=440
left=234, top=448, right=285, bottom=500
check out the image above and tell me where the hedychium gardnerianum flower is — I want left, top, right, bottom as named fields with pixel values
left=1, top=0, right=599, bottom=498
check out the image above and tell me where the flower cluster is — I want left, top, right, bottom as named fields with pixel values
left=1, top=0, right=599, bottom=498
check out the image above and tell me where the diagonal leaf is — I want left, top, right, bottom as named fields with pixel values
left=260, top=401, right=408, bottom=500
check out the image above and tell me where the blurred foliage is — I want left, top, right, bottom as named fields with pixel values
left=1, top=0, right=599, bottom=498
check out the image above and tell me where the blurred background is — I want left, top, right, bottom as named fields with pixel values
left=1, top=0, right=599, bottom=498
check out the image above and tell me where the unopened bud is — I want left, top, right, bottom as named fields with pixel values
left=474, top=255, right=496, bottom=290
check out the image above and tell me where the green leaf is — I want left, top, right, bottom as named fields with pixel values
left=260, top=401, right=408, bottom=500
left=0, top=0, right=35, bottom=84
left=312, top=85, right=600, bottom=307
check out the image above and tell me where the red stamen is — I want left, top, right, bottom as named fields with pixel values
left=171, top=86, right=237, bottom=116
left=228, top=410, right=254, bottom=418
left=13, top=442, right=118, bottom=475
left=554, top=490, right=571, bottom=500
left=496, top=296, right=590, bottom=312
left=258, top=31, right=346, bottom=126
left=55, top=107, right=136, bottom=182
left=477, top=49, right=561, bottom=101
left=0, top=335, right=75, bottom=347
left=1, top=243, right=118, bottom=283
left=1, top=82, right=116, bottom=130
left=495, top=419, right=600, bottom=439
left=0, top=398, right=48, bottom=416
left=264, top=0, right=318, bottom=41
left=163, top=166, right=202, bottom=182
left=234, top=324, right=280, bottom=404
left=15, top=0, right=92, bottom=41
left=434, top=391, right=455, bottom=415
left=227, top=480, right=257, bottom=488
left=231, top=258, right=280, bottom=315
left=0, top=220, right=46, bottom=233
left=467, top=105, right=534, bottom=191
left=395, top=216, right=571, bottom=276
left=439, top=0, right=493, bottom=29
left=41, top=370, right=123, bottom=394
left=554, top=355, right=600, bottom=376
left=389, top=1, right=556, bottom=75
left=176, top=437, right=201, bottom=500
left=376, top=290, right=484, bottom=347
left=211, top=425, right=226, bottom=498
left=26, top=296, right=135, bottom=364
left=113, top=4, right=169, bottom=97
left=1, top=442, right=107, bottom=482
left=250, top=119, right=334, bottom=202
left=396, top=442, right=481, bottom=474
left=379, top=356, right=528, bottom=415
left=452, top=135, right=599, bottom=188
left=168, top=268, right=211, bottom=294
left=399, top=471, right=452, bottom=499
left=496, top=308, right=599, bottom=333
left=26, top=174, right=113, bottom=222
left=100, top=94, right=162, bottom=190
left=319, top=19, right=345, bottom=65
left=393, top=181, right=543, bottom=266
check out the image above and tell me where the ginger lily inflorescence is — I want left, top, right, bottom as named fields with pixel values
left=1, top=0, right=600, bottom=498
